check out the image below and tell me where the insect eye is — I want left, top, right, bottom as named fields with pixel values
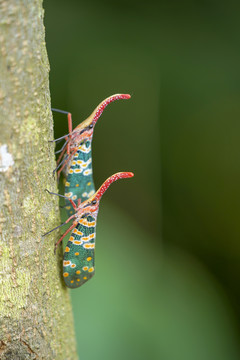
left=89, top=124, right=93, bottom=129
left=91, top=200, right=97, bottom=205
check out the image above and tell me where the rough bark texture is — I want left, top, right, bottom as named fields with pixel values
left=0, top=0, right=78, bottom=359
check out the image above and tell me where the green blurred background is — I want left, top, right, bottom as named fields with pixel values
left=44, top=1, right=240, bottom=359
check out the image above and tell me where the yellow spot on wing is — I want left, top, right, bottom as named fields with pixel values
left=88, top=267, right=94, bottom=273
left=82, top=236, right=90, bottom=242
left=83, top=276, right=87, bottom=280
left=63, top=272, right=69, bottom=277
left=65, top=192, right=73, bottom=197
left=63, top=260, right=71, bottom=266
left=83, top=266, right=88, bottom=271
left=88, top=190, right=95, bottom=197
left=79, top=219, right=88, bottom=225
left=87, top=182, right=92, bottom=186
left=75, top=252, right=79, bottom=256
left=84, top=169, right=92, bottom=176
left=87, top=257, right=92, bottom=261
left=65, top=246, right=70, bottom=252
left=83, top=243, right=95, bottom=249
left=73, top=240, right=82, bottom=245
left=76, top=270, right=81, bottom=274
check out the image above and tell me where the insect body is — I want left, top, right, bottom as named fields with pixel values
left=52, top=94, right=131, bottom=216
left=64, top=139, right=94, bottom=216
left=44, top=172, right=134, bottom=288
left=63, top=212, right=96, bottom=288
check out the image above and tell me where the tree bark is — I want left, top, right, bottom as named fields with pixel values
left=0, top=0, right=78, bottom=359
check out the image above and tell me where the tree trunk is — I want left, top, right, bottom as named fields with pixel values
left=0, top=0, right=78, bottom=359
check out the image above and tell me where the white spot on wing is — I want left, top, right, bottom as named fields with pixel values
left=0, top=145, right=14, bottom=172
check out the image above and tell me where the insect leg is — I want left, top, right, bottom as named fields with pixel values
left=55, top=140, right=68, bottom=154
left=51, top=108, right=73, bottom=157
left=49, top=133, right=71, bottom=143
left=43, top=213, right=76, bottom=238
left=53, top=156, right=68, bottom=176
left=54, top=222, right=76, bottom=253
left=45, top=189, right=78, bottom=211
left=45, top=189, right=69, bottom=198
left=42, top=222, right=69, bottom=237
left=51, top=108, right=70, bottom=115
left=56, top=153, right=75, bottom=179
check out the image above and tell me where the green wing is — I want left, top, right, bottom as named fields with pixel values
left=63, top=214, right=96, bottom=289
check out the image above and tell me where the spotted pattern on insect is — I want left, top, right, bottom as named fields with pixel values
left=46, top=172, right=134, bottom=288
left=64, top=140, right=94, bottom=215
left=53, top=94, right=131, bottom=216
left=62, top=214, right=96, bottom=287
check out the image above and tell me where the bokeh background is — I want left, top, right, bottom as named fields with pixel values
left=44, top=1, right=240, bottom=359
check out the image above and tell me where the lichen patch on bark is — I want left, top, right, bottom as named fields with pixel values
left=0, top=144, right=14, bottom=172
